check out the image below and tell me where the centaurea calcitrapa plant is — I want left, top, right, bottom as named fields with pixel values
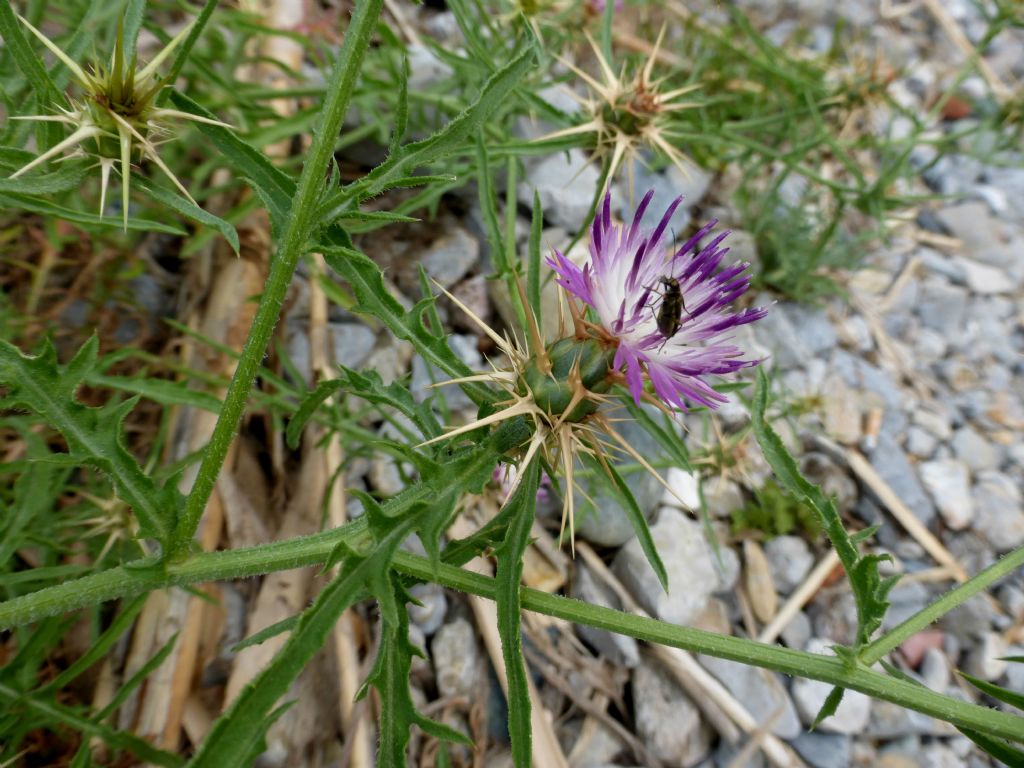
left=1, top=3, right=1024, bottom=766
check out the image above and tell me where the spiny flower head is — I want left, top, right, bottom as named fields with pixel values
left=548, top=189, right=767, bottom=411
left=9, top=15, right=229, bottom=229
left=421, top=279, right=676, bottom=553
left=543, top=29, right=700, bottom=187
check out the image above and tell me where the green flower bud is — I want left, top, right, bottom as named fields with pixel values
left=521, top=337, right=614, bottom=423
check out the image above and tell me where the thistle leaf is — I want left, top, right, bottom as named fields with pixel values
left=190, top=434, right=508, bottom=767
left=493, top=459, right=542, bottom=768
left=960, top=670, right=1024, bottom=711
left=366, top=576, right=472, bottom=767
left=134, top=177, right=240, bottom=255
left=810, top=686, right=845, bottom=731
left=752, top=368, right=895, bottom=651
left=0, top=191, right=185, bottom=234
left=318, top=44, right=535, bottom=211
left=321, top=244, right=496, bottom=408
left=584, top=451, right=668, bottom=591
left=0, top=337, right=181, bottom=545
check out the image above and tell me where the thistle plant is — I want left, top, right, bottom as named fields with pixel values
left=9, top=14, right=229, bottom=229
left=1, top=3, right=1024, bottom=767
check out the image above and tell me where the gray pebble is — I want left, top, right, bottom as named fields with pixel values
left=576, top=415, right=662, bottom=547
left=633, top=653, right=711, bottom=767
left=420, top=227, right=480, bottom=289
left=919, top=459, right=974, bottom=530
left=905, top=426, right=938, bottom=458
left=972, top=470, right=1024, bottom=552
left=519, top=149, right=601, bottom=231
left=698, top=655, right=801, bottom=739
left=431, top=618, right=481, bottom=698
left=917, top=278, right=969, bottom=339
left=951, top=426, right=1003, bottom=472
left=763, top=535, right=814, bottom=595
left=780, top=610, right=812, bottom=651
left=868, top=433, right=937, bottom=525
left=613, top=508, right=720, bottom=626
left=920, top=647, right=950, bottom=692
left=790, top=731, right=852, bottom=768
left=330, top=322, right=377, bottom=370
left=408, top=582, right=447, bottom=636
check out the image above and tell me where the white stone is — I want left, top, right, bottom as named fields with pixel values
left=955, top=257, right=1015, bottom=294
left=662, top=467, right=701, bottom=511
left=919, top=459, right=974, bottom=530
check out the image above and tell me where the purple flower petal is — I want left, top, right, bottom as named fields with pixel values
left=547, top=189, right=767, bottom=410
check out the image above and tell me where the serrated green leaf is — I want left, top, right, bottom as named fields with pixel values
left=364, top=173, right=457, bottom=190
left=589, top=453, right=668, bottom=591
left=0, top=146, right=37, bottom=170
left=231, top=616, right=299, bottom=653
left=958, top=727, right=1024, bottom=765
left=811, top=686, right=845, bottom=731
left=0, top=191, right=186, bottom=234
left=134, top=177, right=240, bottom=255
left=0, top=338, right=180, bottom=544
left=337, top=366, right=443, bottom=441
left=121, top=0, right=147, bottom=66
left=752, top=368, right=893, bottom=650
left=321, top=244, right=496, bottom=408
left=0, top=161, right=89, bottom=194
left=86, top=373, right=224, bottom=414
left=285, top=379, right=344, bottom=449
left=168, top=91, right=294, bottom=225
left=0, top=1, right=64, bottom=150
left=621, top=395, right=692, bottom=471
left=0, top=682, right=183, bottom=767
left=190, top=429, right=510, bottom=767
left=328, top=210, right=419, bottom=224
left=189, top=542, right=394, bottom=767
left=325, top=45, right=535, bottom=208
left=367, top=576, right=471, bottom=767
left=40, top=594, right=147, bottom=692
left=961, top=671, right=1024, bottom=710
left=0, top=462, right=63, bottom=568
left=494, top=459, right=541, bottom=768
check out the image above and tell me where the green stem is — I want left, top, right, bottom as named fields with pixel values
left=861, top=543, right=1024, bottom=665
left=3, top=524, right=1023, bottom=742
left=0, top=520, right=371, bottom=630
left=392, top=551, right=1024, bottom=743
left=168, top=0, right=384, bottom=558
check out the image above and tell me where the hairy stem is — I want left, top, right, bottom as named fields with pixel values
left=169, top=0, right=384, bottom=557
left=2, top=524, right=1022, bottom=742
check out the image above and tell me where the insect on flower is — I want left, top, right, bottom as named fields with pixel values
left=548, top=189, right=768, bottom=411
left=651, top=274, right=689, bottom=342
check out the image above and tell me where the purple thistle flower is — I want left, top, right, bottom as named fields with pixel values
left=548, top=190, right=767, bottom=410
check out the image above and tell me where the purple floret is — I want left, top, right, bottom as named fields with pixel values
left=547, top=190, right=767, bottom=410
